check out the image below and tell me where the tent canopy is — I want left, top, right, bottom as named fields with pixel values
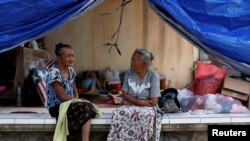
left=0, top=0, right=102, bottom=53
left=0, top=0, right=249, bottom=75
left=144, top=0, right=250, bottom=75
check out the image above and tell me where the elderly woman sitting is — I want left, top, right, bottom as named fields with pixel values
left=107, top=48, right=162, bottom=141
left=46, top=43, right=97, bottom=141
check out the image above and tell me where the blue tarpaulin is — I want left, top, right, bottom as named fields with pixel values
left=0, top=0, right=102, bottom=53
left=0, top=0, right=249, bottom=75
left=144, top=0, right=250, bottom=75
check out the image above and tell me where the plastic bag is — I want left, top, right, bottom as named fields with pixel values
left=178, top=88, right=249, bottom=113
left=189, top=61, right=226, bottom=95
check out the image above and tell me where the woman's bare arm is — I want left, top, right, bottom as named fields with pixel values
left=73, top=83, right=79, bottom=98
left=122, top=92, right=158, bottom=107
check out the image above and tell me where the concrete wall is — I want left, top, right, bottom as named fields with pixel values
left=44, top=0, right=197, bottom=89
left=0, top=131, right=207, bottom=141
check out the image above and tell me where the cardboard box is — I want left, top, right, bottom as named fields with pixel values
left=221, top=89, right=249, bottom=101
left=221, top=77, right=250, bottom=101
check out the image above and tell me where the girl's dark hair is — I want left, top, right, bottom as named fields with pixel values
left=55, top=42, right=71, bottom=56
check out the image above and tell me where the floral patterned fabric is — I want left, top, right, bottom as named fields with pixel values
left=107, top=105, right=162, bottom=141
left=46, top=66, right=76, bottom=110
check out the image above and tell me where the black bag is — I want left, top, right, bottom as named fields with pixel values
left=22, top=70, right=43, bottom=107
left=159, top=88, right=180, bottom=113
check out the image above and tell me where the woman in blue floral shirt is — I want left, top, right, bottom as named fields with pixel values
left=46, top=43, right=96, bottom=141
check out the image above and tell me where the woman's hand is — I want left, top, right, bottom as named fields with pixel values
left=138, top=99, right=152, bottom=106
left=122, top=92, right=157, bottom=106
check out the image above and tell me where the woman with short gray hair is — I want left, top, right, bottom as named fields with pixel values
left=134, top=48, right=154, bottom=68
left=107, top=48, right=162, bottom=141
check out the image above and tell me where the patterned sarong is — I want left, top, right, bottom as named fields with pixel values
left=107, top=105, right=162, bottom=141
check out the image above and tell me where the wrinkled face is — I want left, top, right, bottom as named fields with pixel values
left=57, top=48, right=74, bottom=67
left=130, top=52, right=144, bottom=71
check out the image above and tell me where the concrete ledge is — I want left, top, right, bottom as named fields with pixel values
left=1, top=108, right=250, bottom=132
left=1, top=108, right=250, bottom=141
left=2, top=122, right=250, bottom=132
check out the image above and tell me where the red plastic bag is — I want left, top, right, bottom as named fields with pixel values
left=189, top=61, right=226, bottom=95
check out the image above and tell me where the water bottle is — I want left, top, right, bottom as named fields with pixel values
left=16, top=82, right=23, bottom=107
